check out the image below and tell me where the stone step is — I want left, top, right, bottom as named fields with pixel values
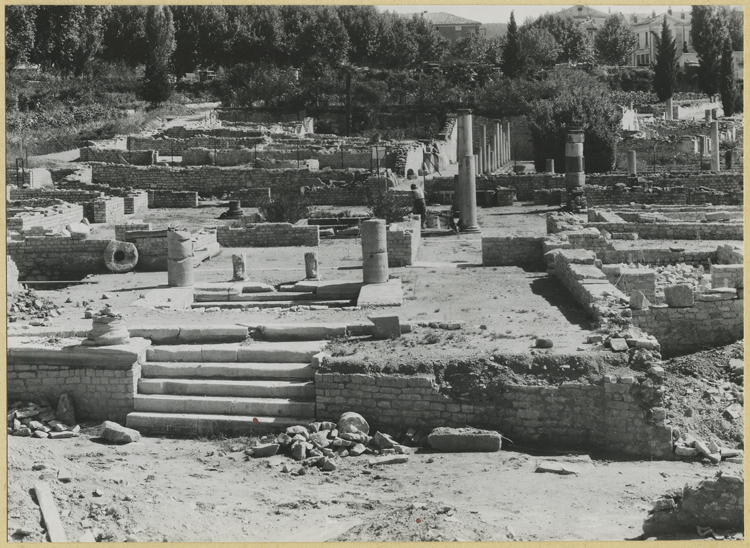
left=279, top=284, right=315, bottom=293
left=139, top=378, right=315, bottom=398
left=191, top=300, right=351, bottom=310
left=142, top=362, right=315, bottom=380
left=225, top=292, right=319, bottom=302
left=134, top=394, right=315, bottom=417
left=126, top=412, right=313, bottom=436
left=146, top=341, right=326, bottom=363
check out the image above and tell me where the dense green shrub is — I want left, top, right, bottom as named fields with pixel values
left=258, top=194, right=311, bottom=223
left=366, top=189, right=412, bottom=224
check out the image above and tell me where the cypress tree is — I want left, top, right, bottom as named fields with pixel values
left=652, top=16, right=678, bottom=103
left=501, top=11, right=523, bottom=78
left=719, top=37, right=737, bottom=116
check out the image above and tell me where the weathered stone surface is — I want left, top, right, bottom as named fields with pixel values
left=291, top=442, right=307, bottom=461
left=427, top=427, right=502, bottom=453
left=337, top=412, right=370, bottom=435
left=56, top=394, right=76, bottom=427
left=630, top=290, right=651, bottom=310
left=368, top=315, right=401, bottom=340
left=309, top=431, right=330, bottom=449
left=535, top=338, right=554, bottom=349
left=723, top=403, right=742, bottom=421
left=609, top=338, right=629, bottom=352
left=100, top=421, right=141, bottom=444
left=643, top=474, right=744, bottom=535
left=286, top=425, right=308, bottom=436
left=349, top=443, right=366, bottom=456
left=251, top=443, right=279, bottom=458
left=372, top=432, right=397, bottom=449
left=368, top=455, right=409, bottom=465
left=663, top=284, right=694, bottom=308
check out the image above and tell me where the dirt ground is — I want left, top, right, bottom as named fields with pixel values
left=7, top=431, right=743, bottom=543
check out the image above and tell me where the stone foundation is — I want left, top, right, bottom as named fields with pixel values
left=216, top=221, right=320, bottom=248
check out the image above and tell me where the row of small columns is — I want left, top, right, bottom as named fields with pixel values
left=477, top=118, right=512, bottom=175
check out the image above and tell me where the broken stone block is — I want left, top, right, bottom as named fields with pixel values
left=535, top=338, right=553, bottom=349
left=100, top=421, right=141, bottom=444
left=56, top=394, right=76, bottom=427
left=309, top=431, right=330, bottom=449
left=694, top=440, right=711, bottom=457
left=674, top=446, right=699, bottom=458
left=651, top=498, right=675, bottom=512
left=609, top=338, right=629, bottom=352
left=231, top=254, right=247, bottom=281
left=372, top=431, right=397, bottom=449
left=338, top=431, right=367, bottom=443
left=58, top=469, right=72, bottom=483
left=33, top=430, right=49, bottom=438
left=291, top=442, right=307, bottom=461
left=723, top=403, right=742, bottom=421
left=321, top=458, right=337, bottom=471
left=368, top=314, right=401, bottom=340
left=663, top=284, right=694, bottom=308
left=275, top=433, right=293, bottom=446
left=250, top=443, right=279, bottom=458
left=586, top=334, right=603, bottom=344
left=286, top=425, right=308, bottom=436
left=368, top=455, right=409, bottom=465
left=48, top=431, right=75, bottom=439
left=349, top=443, right=366, bottom=456
left=336, top=447, right=349, bottom=457
left=427, top=427, right=502, bottom=452
left=630, top=290, right=651, bottom=310
left=336, top=412, right=369, bottom=435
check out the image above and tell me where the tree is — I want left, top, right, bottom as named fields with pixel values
left=294, top=7, right=349, bottom=67
left=100, top=6, right=148, bottom=67
left=32, top=6, right=106, bottom=76
left=224, top=6, right=286, bottom=67
left=652, top=16, right=678, bottom=103
left=719, top=37, right=738, bottom=116
left=519, top=27, right=561, bottom=72
left=692, top=6, right=729, bottom=96
left=405, top=14, right=449, bottom=65
left=526, top=69, right=622, bottom=173
left=594, top=13, right=637, bottom=66
left=6, top=5, right=36, bottom=71
left=724, top=7, right=743, bottom=51
left=526, top=14, right=594, bottom=64
left=451, top=29, right=492, bottom=62
left=501, top=11, right=523, bottom=77
left=141, top=5, right=175, bottom=105
left=172, top=6, right=228, bottom=76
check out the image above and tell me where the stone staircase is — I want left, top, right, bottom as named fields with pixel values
left=190, top=280, right=362, bottom=310
left=125, top=340, right=325, bottom=437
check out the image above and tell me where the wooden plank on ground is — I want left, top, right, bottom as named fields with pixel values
left=33, top=481, right=67, bottom=542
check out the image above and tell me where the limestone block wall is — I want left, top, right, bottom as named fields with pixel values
left=387, top=217, right=421, bottom=267
left=7, top=236, right=112, bottom=279
left=601, top=265, right=657, bottom=300
left=553, top=249, right=626, bottom=315
left=148, top=190, right=199, bottom=208
left=216, top=222, right=320, bottom=248
left=123, top=192, right=149, bottom=215
left=315, top=371, right=672, bottom=459
left=231, top=188, right=272, bottom=207
left=710, top=265, right=744, bottom=290
left=7, top=203, right=84, bottom=233
left=91, top=163, right=334, bottom=196
left=9, top=188, right=104, bottom=204
left=92, top=197, right=126, bottom=224
left=6, top=167, right=33, bottom=186
left=632, top=298, right=743, bottom=356
left=587, top=221, right=743, bottom=240
left=181, top=147, right=215, bottom=165
left=80, top=147, right=156, bottom=165
left=716, top=244, right=744, bottom=265
left=7, top=343, right=146, bottom=423
left=161, top=126, right=264, bottom=139
left=482, top=236, right=545, bottom=268
left=127, top=135, right=266, bottom=155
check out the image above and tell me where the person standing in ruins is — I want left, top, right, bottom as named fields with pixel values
left=411, top=183, right=427, bottom=228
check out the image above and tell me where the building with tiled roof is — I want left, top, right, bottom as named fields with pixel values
left=406, top=11, right=483, bottom=43
left=630, top=9, right=693, bottom=67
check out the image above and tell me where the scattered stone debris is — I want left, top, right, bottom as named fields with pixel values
left=7, top=289, right=62, bottom=323
left=643, top=471, right=744, bottom=537
left=672, top=435, right=743, bottom=464
left=100, top=421, right=141, bottom=444
left=7, top=398, right=81, bottom=439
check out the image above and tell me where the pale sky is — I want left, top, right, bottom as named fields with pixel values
left=375, top=5, right=709, bottom=24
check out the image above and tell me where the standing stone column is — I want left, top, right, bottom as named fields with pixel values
left=710, top=121, right=721, bottom=171
left=705, top=109, right=712, bottom=123
left=665, top=97, right=673, bottom=121
left=456, top=109, right=472, bottom=217
left=304, top=251, right=319, bottom=280
left=167, top=228, right=194, bottom=287
left=456, top=109, right=479, bottom=233
left=480, top=125, right=488, bottom=174
left=627, top=150, right=637, bottom=176
left=546, top=159, right=555, bottom=173
left=232, top=253, right=247, bottom=281
left=488, top=136, right=496, bottom=171
left=486, top=144, right=492, bottom=173
left=489, top=151, right=496, bottom=174
left=503, top=120, right=512, bottom=164
left=565, top=127, right=585, bottom=210
left=493, top=120, right=502, bottom=166
left=361, top=219, right=388, bottom=284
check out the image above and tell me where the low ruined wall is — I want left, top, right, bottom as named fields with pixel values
left=632, top=297, right=743, bottom=357
left=6, top=167, right=33, bottom=187
left=588, top=221, right=743, bottom=240
left=482, top=236, right=545, bottom=268
left=601, top=265, right=657, bottom=300
left=7, top=256, right=21, bottom=294
left=80, top=148, right=156, bottom=165
left=231, top=188, right=272, bottom=207
left=315, top=370, right=672, bottom=458
left=585, top=186, right=741, bottom=207
left=92, top=197, right=127, bottom=224
left=161, top=126, right=264, bottom=139
left=7, top=341, right=146, bottom=423
left=216, top=222, right=319, bottom=248
left=115, top=224, right=218, bottom=270
left=716, top=244, right=744, bottom=265
left=553, top=249, right=626, bottom=315
left=148, top=190, right=199, bottom=208
left=387, top=217, right=421, bottom=267
left=127, top=135, right=266, bottom=155
left=7, top=235, right=112, bottom=279
left=92, top=163, right=336, bottom=196
left=7, top=203, right=84, bottom=233
left=711, top=264, right=744, bottom=290
left=124, top=192, right=149, bottom=215
left=427, top=172, right=743, bottom=202
left=9, top=188, right=103, bottom=204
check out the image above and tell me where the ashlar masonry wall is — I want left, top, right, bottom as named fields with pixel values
left=80, top=147, right=156, bottom=165
left=315, top=370, right=673, bottom=459
left=482, top=237, right=545, bottom=268
left=148, top=190, right=199, bottom=208
left=7, top=203, right=84, bottom=233
left=7, top=340, right=149, bottom=423
left=387, top=217, right=421, bottom=267
left=217, top=221, right=320, bottom=248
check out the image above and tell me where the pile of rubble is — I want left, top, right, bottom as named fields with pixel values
left=673, top=434, right=743, bottom=464
left=7, top=289, right=63, bottom=324
left=246, top=412, right=428, bottom=474
left=7, top=396, right=79, bottom=439
left=653, top=264, right=709, bottom=294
